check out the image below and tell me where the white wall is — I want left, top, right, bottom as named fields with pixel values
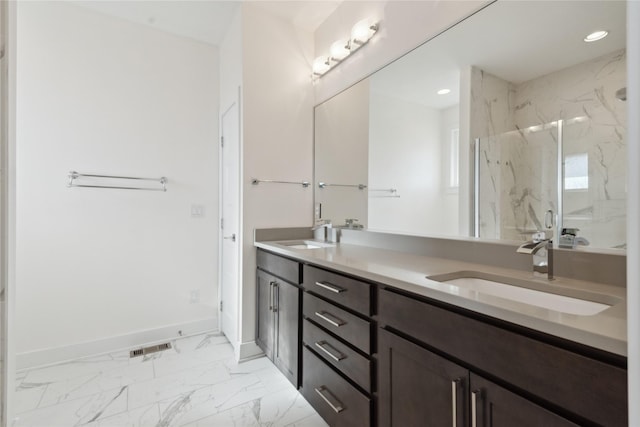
left=238, top=3, right=314, bottom=357
left=368, top=92, right=458, bottom=236
left=315, top=79, right=369, bottom=226
left=0, top=0, right=13, bottom=422
left=16, top=2, right=219, bottom=365
left=627, top=1, right=640, bottom=424
left=219, top=8, right=242, bottom=114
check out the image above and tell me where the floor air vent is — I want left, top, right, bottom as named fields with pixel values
left=129, top=342, right=172, bottom=358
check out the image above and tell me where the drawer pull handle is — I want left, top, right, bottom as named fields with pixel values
left=314, top=281, right=346, bottom=293
left=315, top=341, right=346, bottom=362
left=268, top=281, right=276, bottom=312
left=451, top=378, right=461, bottom=427
left=314, top=311, right=346, bottom=328
left=314, top=386, right=344, bottom=413
left=471, top=389, right=480, bottom=427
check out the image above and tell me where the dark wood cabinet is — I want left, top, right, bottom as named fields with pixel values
left=301, top=265, right=375, bottom=427
left=255, top=248, right=627, bottom=427
left=256, top=269, right=275, bottom=360
left=300, top=347, right=371, bottom=427
left=304, top=319, right=372, bottom=392
left=256, top=250, right=301, bottom=387
left=378, top=290, right=627, bottom=427
left=378, top=288, right=626, bottom=427
left=378, top=328, right=468, bottom=427
left=379, top=328, right=578, bottom=427
left=273, top=274, right=299, bottom=383
left=470, top=374, right=578, bottom=427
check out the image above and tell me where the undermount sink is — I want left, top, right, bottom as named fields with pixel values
left=427, top=271, right=619, bottom=316
left=279, top=240, right=335, bottom=250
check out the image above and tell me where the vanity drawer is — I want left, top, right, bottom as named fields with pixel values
left=379, top=289, right=627, bottom=427
left=303, top=318, right=371, bottom=392
left=301, top=346, right=371, bottom=427
left=257, top=249, right=301, bottom=284
left=303, top=264, right=371, bottom=315
left=304, top=292, right=371, bottom=354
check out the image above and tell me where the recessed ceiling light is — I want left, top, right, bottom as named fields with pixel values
left=437, top=89, right=451, bottom=95
left=584, top=30, right=608, bottom=42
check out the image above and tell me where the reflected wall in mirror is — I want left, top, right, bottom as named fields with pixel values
left=314, top=0, right=626, bottom=250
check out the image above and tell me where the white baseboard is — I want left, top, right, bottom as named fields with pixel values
left=17, top=318, right=218, bottom=370
left=237, top=340, right=263, bottom=362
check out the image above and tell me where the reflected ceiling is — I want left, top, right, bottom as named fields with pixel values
left=371, top=1, right=626, bottom=109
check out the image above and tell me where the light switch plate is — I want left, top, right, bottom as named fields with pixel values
left=191, top=204, right=205, bottom=218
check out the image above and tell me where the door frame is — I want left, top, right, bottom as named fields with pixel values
left=218, top=86, right=242, bottom=353
left=1, top=1, right=17, bottom=424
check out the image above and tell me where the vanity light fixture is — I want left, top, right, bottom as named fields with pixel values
left=437, top=88, right=451, bottom=95
left=312, top=56, right=331, bottom=76
left=583, top=30, right=608, bottom=42
left=312, top=18, right=379, bottom=78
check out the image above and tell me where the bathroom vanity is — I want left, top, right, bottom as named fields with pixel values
left=255, top=230, right=627, bottom=427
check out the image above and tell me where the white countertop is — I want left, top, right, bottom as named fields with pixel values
left=255, top=239, right=627, bottom=357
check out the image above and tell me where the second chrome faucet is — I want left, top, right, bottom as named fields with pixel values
left=517, top=231, right=554, bottom=280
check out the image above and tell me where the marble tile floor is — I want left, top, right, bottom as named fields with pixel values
left=12, top=332, right=328, bottom=427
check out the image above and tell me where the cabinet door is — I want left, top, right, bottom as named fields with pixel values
left=256, top=269, right=275, bottom=360
left=274, top=279, right=300, bottom=386
left=378, top=329, right=468, bottom=427
left=470, top=373, right=579, bottom=427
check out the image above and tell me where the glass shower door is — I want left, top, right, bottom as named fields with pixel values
left=476, top=123, right=559, bottom=242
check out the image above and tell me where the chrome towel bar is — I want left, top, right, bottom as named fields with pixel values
left=369, top=188, right=397, bottom=193
left=251, top=178, right=310, bottom=188
left=67, top=171, right=167, bottom=192
left=368, top=187, right=400, bottom=198
left=318, top=182, right=367, bottom=190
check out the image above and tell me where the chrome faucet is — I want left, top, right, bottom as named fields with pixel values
left=343, top=218, right=364, bottom=229
left=517, top=231, right=554, bottom=280
left=312, top=219, right=333, bottom=241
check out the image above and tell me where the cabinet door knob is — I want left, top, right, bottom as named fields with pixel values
left=223, top=233, right=236, bottom=242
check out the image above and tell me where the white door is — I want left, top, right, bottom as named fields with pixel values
left=220, top=101, right=240, bottom=345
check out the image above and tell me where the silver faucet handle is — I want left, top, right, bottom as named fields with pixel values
left=532, top=230, right=552, bottom=242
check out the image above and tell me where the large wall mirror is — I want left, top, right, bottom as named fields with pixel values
left=314, top=0, right=627, bottom=251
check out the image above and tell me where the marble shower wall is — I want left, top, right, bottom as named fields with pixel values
left=469, top=67, right=514, bottom=239
left=472, top=49, right=627, bottom=248
left=470, top=67, right=555, bottom=242
left=514, top=49, right=627, bottom=249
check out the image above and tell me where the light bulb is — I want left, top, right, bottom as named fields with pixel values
left=351, top=19, right=378, bottom=45
left=330, top=40, right=351, bottom=61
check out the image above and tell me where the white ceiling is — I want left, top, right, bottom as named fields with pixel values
left=370, top=1, right=627, bottom=110
left=75, top=1, right=341, bottom=46
left=251, top=1, right=342, bottom=33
